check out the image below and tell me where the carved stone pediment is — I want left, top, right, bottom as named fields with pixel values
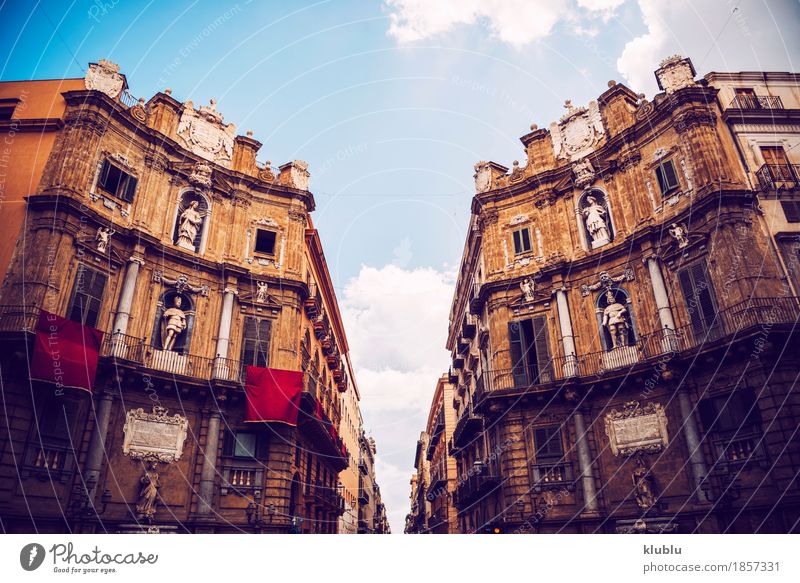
left=85, top=59, right=125, bottom=99
left=550, top=100, right=606, bottom=161
left=177, top=99, right=236, bottom=167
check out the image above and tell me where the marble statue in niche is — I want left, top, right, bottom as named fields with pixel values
left=256, top=281, right=269, bottom=303
left=520, top=277, right=536, bottom=302
left=668, top=223, right=689, bottom=248
left=602, top=290, right=629, bottom=349
left=582, top=194, right=611, bottom=248
left=161, top=296, right=187, bottom=352
left=175, top=199, right=207, bottom=252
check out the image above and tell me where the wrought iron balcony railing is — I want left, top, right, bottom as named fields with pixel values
left=728, top=94, right=784, bottom=110
left=755, top=164, right=800, bottom=191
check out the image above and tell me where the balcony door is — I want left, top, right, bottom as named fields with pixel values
left=678, top=261, right=722, bottom=343
left=508, top=316, right=552, bottom=387
left=761, top=146, right=793, bottom=182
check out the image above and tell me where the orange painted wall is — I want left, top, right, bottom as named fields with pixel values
left=0, top=78, right=83, bottom=282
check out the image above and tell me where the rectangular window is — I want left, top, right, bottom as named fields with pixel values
left=780, top=200, right=800, bottom=223
left=240, top=316, right=272, bottom=378
left=699, top=389, right=761, bottom=434
left=733, top=88, right=757, bottom=108
left=223, top=430, right=268, bottom=459
left=655, top=159, right=680, bottom=196
left=508, top=315, right=552, bottom=387
left=97, top=159, right=138, bottom=203
left=533, top=426, right=563, bottom=461
left=678, top=261, right=721, bottom=341
left=28, top=396, right=78, bottom=474
left=67, top=264, right=107, bottom=328
left=254, top=229, right=277, bottom=255
left=512, top=228, right=531, bottom=255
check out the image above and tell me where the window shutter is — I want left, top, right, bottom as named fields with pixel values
left=222, top=430, right=235, bottom=457
left=123, top=175, right=138, bottom=203
left=679, top=262, right=719, bottom=339
left=241, top=316, right=258, bottom=368
left=521, top=228, right=531, bottom=252
left=656, top=164, right=667, bottom=194
left=531, top=315, right=552, bottom=383
left=97, top=160, right=111, bottom=191
left=534, top=426, right=563, bottom=460
left=513, top=230, right=522, bottom=254
left=663, top=161, right=679, bottom=190
left=67, top=265, right=107, bottom=327
left=255, top=319, right=272, bottom=368
left=508, top=321, right=527, bottom=386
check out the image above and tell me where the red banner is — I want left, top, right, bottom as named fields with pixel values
left=30, top=310, right=103, bottom=393
left=244, top=367, right=303, bottom=426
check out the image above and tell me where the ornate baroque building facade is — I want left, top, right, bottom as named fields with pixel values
left=0, top=60, right=385, bottom=534
left=441, top=56, right=800, bottom=534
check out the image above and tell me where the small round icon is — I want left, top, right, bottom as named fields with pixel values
left=20, top=543, right=46, bottom=571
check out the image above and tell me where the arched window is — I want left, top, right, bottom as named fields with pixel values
left=151, top=290, right=195, bottom=353
left=577, top=189, right=615, bottom=250
left=595, top=287, right=637, bottom=351
left=173, top=190, right=210, bottom=254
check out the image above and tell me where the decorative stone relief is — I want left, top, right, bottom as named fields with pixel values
left=550, top=100, right=606, bottom=161
left=284, top=160, right=310, bottom=190
left=152, top=271, right=210, bottom=296
left=604, top=401, right=669, bottom=457
left=176, top=99, right=236, bottom=167
left=580, top=268, right=634, bottom=296
left=508, top=160, right=524, bottom=182
left=135, top=462, right=160, bottom=520
left=84, top=59, right=124, bottom=99
left=122, top=406, right=189, bottom=463
left=509, top=214, right=529, bottom=226
left=258, top=160, right=276, bottom=182
left=474, top=161, right=493, bottom=193
left=572, top=158, right=595, bottom=188
left=188, top=162, right=213, bottom=188
left=655, top=55, right=697, bottom=95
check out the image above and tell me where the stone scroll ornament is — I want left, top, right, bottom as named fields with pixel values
left=152, top=270, right=210, bottom=297
left=604, top=401, right=669, bottom=457
left=580, top=268, right=634, bottom=297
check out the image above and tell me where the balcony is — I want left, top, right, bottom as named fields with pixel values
left=452, top=405, right=482, bottom=449
left=304, top=283, right=322, bottom=318
left=453, top=469, right=500, bottom=509
left=712, top=429, right=766, bottom=467
left=755, top=164, right=800, bottom=191
left=475, top=296, right=800, bottom=401
left=358, top=486, right=370, bottom=504
left=358, top=457, right=368, bottom=475
left=461, top=313, right=477, bottom=338
left=469, top=282, right=484, bottom=315
left=531, top=460, right=575, bottom=492
left=298, top=374, right=349, bottom=472
left=447, top=366, right=459, bottom=384
left=312, top=483, right=345, bottom=514
left=729, top=94, right=784, bottom=110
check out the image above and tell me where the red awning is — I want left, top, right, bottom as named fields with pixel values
left=244, top=367, right=303, bottom=426
left=30, top=310, right=103, bottom=393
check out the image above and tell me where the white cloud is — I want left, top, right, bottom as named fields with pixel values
left=341, top=263, right=454, bottom=531
left=616, top=0, right=669, bottom=95
left=385, top=0, right=568, bottom=48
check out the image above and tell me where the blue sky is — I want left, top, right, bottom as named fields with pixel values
left=2, top=0, right=799, bottom=533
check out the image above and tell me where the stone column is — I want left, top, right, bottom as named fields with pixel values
left=573, top=409, right=599, bottom=514
left=645, top=255, right=677, bottom=352
left=678, top=390, right=710, bottom=503
left=198, top=411, right=222, bottom=515
left=111, top=255, right=143, bottom=335
left=214, top=287, right=237, bottom=358
left=554, top=288, right=578, bottom=377
left=84, top=391, right=115, bottom=501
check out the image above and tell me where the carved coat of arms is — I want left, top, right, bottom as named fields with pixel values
left=177, top=99, right=236, bottom=166
left=84, top=59, right=124, bottom=99
left=550, top=100, right=606, bottom=162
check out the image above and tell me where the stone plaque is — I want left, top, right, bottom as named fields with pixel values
left=123, top=406, right=189, bottom=463
left=604, top=401, right=668, bottom=457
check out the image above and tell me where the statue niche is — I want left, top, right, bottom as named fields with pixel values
left=173, top=191, right=209, bottom=253
left=597, top=288, right=636, bottom=351
left=152, top=291, right=194, bottom=353
left=579, top=190, right=613, bottom=249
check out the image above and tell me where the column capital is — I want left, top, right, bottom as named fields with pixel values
left=223, top=286, right=239, bottom=296
left=129, top=254, right=145, bottom=266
